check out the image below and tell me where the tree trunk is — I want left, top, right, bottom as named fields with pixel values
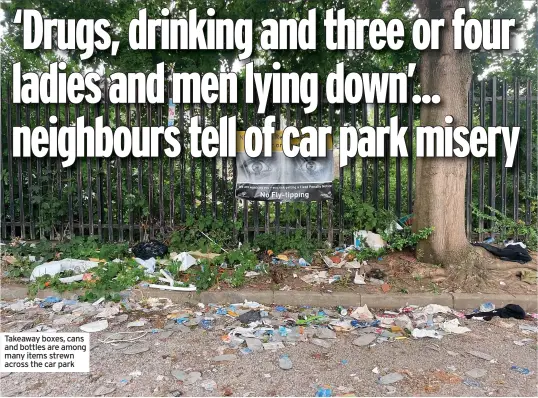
left=414, top=0, right=473, bottom=265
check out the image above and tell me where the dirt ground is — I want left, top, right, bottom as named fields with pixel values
left=1, top=300, right=537, bottom=397
left=217, top=250, right=538, bottom=296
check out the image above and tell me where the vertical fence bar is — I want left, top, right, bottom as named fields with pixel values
left=275, top=104, right=281, bottom=236
left=395, top=103, right=402, bottom=217
left=305, top=108, right=311, bottom=240
left=7, top=85, right=14, bottom=237
left=489, top=78, right=496, bottom=224
left=75, top=104, right=84, bottom=236
left=169, top=82, right=175, bottom=231
left=65, top=102, right=73, bottom=238
left=525, top=80, right=532, bottom=226
left=189, top=104, right=196, bottom=217
left=327, top=102, right=334, bottom=244
left=104, top=79, right=113, bottom=241
left=285, top=103, right=292, bottom=237
left=384, top=104, right=390, bottom=210
left=221, top=103, right=228, bottom=223
left=252, top=101, right=259, bottom=239
left=513, top=79, right=520, bottom=230
left=200, top=102, right=207, bottom=217
left=465, top=81, right=474, bottom=238
left=478, top=80, right=485, bottom=241
left=242, top=84, right=249, bottom=242
left=36, top=103, right=43, bottom=238
left=296, top=106, right=302, bottom=232
left=158, top=102, right=164, bottom=237
left=350, top=104, right=357, bottom=191
left=27, top=104, right=35, bottom=239
left=501, top=81, right=507, bottom=226
left=0, top=84, right=4, bottom=238
left=179, top=103, right=186, bottom=223
left=373, top=103, right=379, bottom=209
left=56, top=103, right=64, bottom=238
left=127, top=104, right=134, bottom=241
left=86, top=103, right=94, bottom=236
left=339, top=103, right=344, bottom=244
left=211, top=103, right=217, bottom=219
left=16, top=102, right=24, bottom=238
left=361, top=102, right=368, bottom=201
left=317, top=85, right=323, bottom=241
left=74, top=104, right=83, bottom=237
left=232, top=101, right=239, bottom=243
left=407, top=79, right=414, bottom=215
left=94, top=102, right=103, bottom=240
left=147, top=103, right=154, bottom=239
left=136, top=102, right=143, bottom=239
left=116, top=102, right=124, bottom=241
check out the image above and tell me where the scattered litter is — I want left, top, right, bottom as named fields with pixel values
left=30, top=259, right=96, bottom=281
left=442, top=319, right=471, bottom=334
left=465, top=369, right=487, bottom=379
left=519, top=270, right=537, bottom=284
left=378, top=373, right=404, bottom=385
left=171, top=252, right=197, bottom=271
left=171, top=370, right=201, bottom=385
left=519, top=324, right=538, bottom=333
left=134, top=257, right=156, bottom=273
left=92, top=297, right=105, bottom=306
left=479, top=302, right=495, bottom=312
left=350, top=305, right=373, bottom=321
left=127, top=320, right=146, bottom=328
left=412, top=329, right=442, bottom=339
left=468, top=350, right=495, bottom=362
left=279, top=354, right=293, bottom=370
left=212, top=354, right=237, bottom=362
left=123, top=344, right=150, bottom=355
left=263, top=342, right=285, bottom=350
left=462, top=378, right=481, bottom=388
left=473, top=242, right=531, bottom=263
left=422, top=304, right=452, bottom=314
left=353, top=272, right=366, bottom=285
left=352, top=334, right=377, bottom=346
left=96, top=307, right=120, bottom=318
left=94, top=385, right=116, bottom=396
left=311, top=338, right=332, bottom=349
left=513, top=338, right=533, bottom=346
left=354, top=230, right=386, bottom=249
left=315, top=385, right=332, bottom=397
left=148, top=283, right=197, bottom=292
left=132, top=240, right=168, bottom=260
left=237, top=310, right=261, bottom=324
left=372, top=367, right=379, bottom=374
left=200, top=379, right=218, bottom=391
left=80, top=320, right=108, bottom=333
left=511, top=366, right=532, bottom=375
left=314, top=328, right=336, bottom=339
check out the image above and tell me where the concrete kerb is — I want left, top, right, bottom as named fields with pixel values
left=452, top=293, right=538, bottom=312
left=1, top=284, right=537, bottom=311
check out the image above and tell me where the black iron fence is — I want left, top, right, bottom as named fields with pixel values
left=0, top=77, right=536, bottom=244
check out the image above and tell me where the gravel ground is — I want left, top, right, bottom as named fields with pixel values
left=1, top=301, right=537, bottom=397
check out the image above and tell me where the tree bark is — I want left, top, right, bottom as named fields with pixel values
left=414, top=0, right=473, bottom=265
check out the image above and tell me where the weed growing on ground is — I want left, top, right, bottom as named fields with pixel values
left=253, top=231, right=318, bottom=259
left=28, top=259, right=154, bottom=302
left=472, top=204, right=538, bottom=250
